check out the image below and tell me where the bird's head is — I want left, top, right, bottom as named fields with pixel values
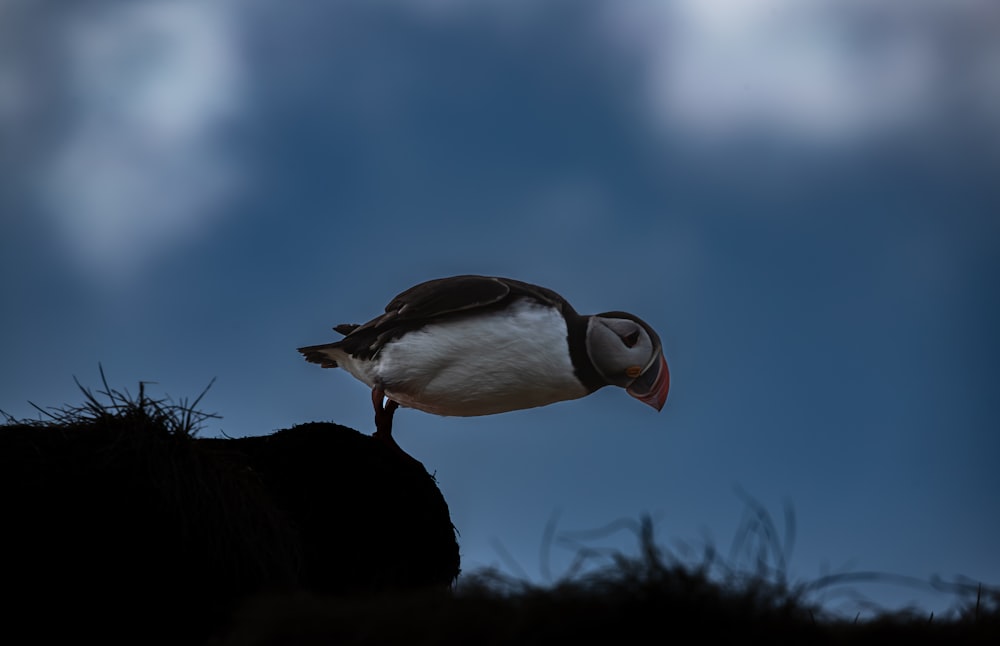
left=585, top=312, right=669, bottom=411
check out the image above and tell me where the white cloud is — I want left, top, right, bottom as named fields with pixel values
left=39, top=0, right=244, bottom=286
left=605, top=0, right=1000, bottom=143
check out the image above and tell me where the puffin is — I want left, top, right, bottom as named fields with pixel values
left=298, top=275, right=669, bottom=453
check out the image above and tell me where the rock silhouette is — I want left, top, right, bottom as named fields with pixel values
left=0, top=405, right=459, bottom=644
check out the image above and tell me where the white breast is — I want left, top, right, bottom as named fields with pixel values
left=368, top=300, right=588, bottom=416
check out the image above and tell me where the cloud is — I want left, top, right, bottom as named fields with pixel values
left=8, top=0, right=997, bottom=290
left=604, top=0, right=1000, bottom=143
left=19, top=1, right=244, bottom=286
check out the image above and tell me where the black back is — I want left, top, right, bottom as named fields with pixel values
left=337, top=275, right=575, bottom=358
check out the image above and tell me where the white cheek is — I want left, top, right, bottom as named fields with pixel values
left=634, top=338, right=655, bottom=366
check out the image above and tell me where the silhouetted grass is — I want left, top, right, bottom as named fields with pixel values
left=5, top=364, right=219, bottom=435
left=220, top=510, right=998, bottom=645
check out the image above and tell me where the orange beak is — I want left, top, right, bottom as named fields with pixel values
left=626, top=352, right=669, bottom=411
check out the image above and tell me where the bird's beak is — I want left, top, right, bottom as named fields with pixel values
left=626, top=352, right=669, bottom=412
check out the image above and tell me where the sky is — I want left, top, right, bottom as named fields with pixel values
left=2, top=0, right=998, bottom=617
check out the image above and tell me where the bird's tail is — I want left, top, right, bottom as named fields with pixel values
left=297, top=343, right=342, bottom=368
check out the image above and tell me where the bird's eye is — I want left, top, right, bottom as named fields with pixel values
left=622, top=330, right=640, bottom=348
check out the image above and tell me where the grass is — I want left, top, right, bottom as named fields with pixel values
left=512, top=493, right=997, bottom=624
left=5, top=364, right=220, bottom=436
left=219, top=510, right=999, bottom=645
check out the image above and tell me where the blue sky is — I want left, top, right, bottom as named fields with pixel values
left=2, top=0, right=998, bottom=616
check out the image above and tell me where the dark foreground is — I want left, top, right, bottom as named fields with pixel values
left=1, top=382, right=996, bottom=644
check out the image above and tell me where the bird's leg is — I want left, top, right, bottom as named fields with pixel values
left=372, top=386, right=400, bottom=442
left=371, top=387, right=424, bottom=468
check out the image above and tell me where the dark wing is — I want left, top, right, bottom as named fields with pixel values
left=309, top=275, right=572, bottom=361
left=383, top=275, right=513, bottom=322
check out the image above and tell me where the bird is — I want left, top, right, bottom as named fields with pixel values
left=298, top=275, right=669, bottom=454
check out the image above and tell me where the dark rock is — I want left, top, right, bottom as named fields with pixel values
left=202, top=422, right=461, bottom=596
left=0, top=414, right=459, bottom=644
